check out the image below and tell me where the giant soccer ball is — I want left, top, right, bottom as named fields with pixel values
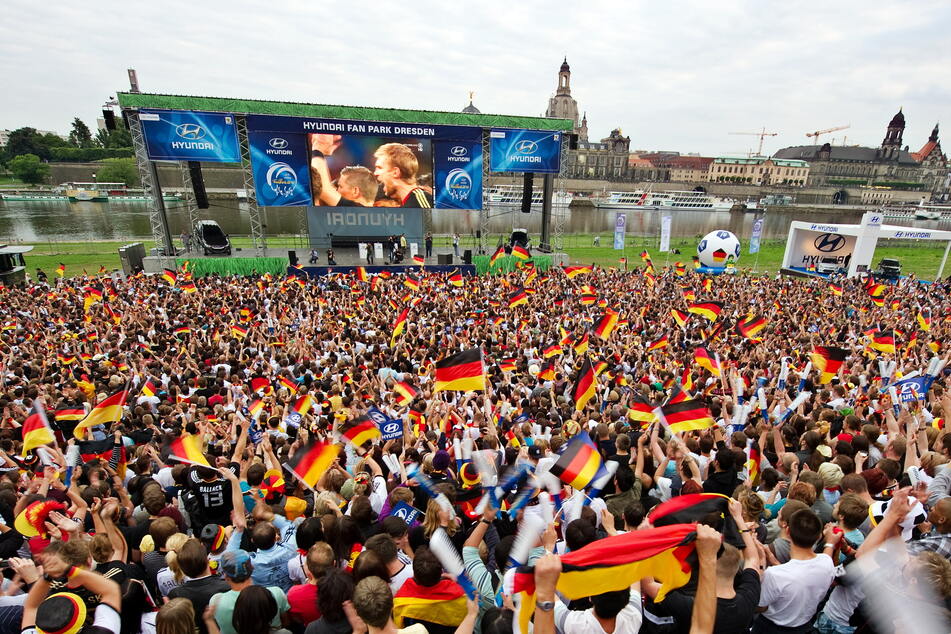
left=697, top=230, right=741, bottom=268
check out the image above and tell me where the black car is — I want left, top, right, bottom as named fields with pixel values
left=193, top=220, right=231, bottom=256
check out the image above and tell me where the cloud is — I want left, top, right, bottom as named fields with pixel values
left=1, top=0, right=948, bottom=156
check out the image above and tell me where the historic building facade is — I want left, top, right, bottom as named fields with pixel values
left=545, top=59, right=633, bottom=180
left=709, top=156, right=809, bottom=186
left=774, top=110, right=949, bottom=196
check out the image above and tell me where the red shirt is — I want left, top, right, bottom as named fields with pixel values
left=287, top=583, right=320, bottom=625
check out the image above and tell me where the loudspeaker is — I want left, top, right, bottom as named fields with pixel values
left=463, top=249, right=472, bottom=264
left=521, top=173, right=534, bottom=214
left=437, top=254, right=453, bottom=265
left=569, top=133, right=579, bottom=150
left=188, top=161, right=209, bottom=209
left=476, top=230, right=481, bottom=239
left=288, top=250, right=298, bottom=266
left=102, top=110, right=117, bottom=131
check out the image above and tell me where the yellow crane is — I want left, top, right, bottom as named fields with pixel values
left=806, top=124, right=850, bottom=144
left=728, top=127, right=778, bottom=156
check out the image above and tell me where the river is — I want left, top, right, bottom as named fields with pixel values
left=0, top=199, right=942, bottom=243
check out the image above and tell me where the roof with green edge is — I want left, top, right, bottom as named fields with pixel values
left=117, top=92, right=574, bottom=131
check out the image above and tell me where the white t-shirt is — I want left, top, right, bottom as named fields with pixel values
left=554, top=588, right=642, bottom=633
left=759, top=554, right=836, bottom=627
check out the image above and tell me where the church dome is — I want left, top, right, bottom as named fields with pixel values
left=560, top=57, right=570, bottom=73
left=889, top=109, right=905, bottom=128
left=462, top=100, right=481, bottom=114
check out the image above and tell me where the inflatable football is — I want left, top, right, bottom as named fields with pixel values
left=697, top=230, right=741, bottom=268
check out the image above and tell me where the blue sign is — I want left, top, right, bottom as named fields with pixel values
left=249, top=131, right=312, bottom=207
left=140, top=110, right=241, bottom=162
left=489, top=129, right=561, bottom=173
left=434, top=141, right=483, bottom=209
left=613, top=213, right=627, bottom=250
left=390, top=501, right=422, bottom=525
left=367, top=406, right=403, bottom=440
left=893, top=375, right=932, bottom=402
left=749, top=219, right=764, bottom=254
left=246, top=114, right=481, bottom=141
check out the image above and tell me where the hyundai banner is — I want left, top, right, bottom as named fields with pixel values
left=749, top=218, right=764, bottom=254
left=139, top=110, right=241, bottom=162
left=489, top=129, right=561, bottom=173
left=433, top=141, right=483, bottom=209
left=248, top=131, right=312, bottom=207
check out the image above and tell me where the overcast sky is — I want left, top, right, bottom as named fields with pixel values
left=3, top=0, right=949, bottom=156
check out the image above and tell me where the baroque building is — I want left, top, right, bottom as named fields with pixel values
left=545, top=59, right=632, bottom=180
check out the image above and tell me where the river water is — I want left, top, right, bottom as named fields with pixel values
left=0, top=199, right=941, bottom=243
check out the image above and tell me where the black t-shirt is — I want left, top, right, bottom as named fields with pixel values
left=401, top=187, right=433, bottom=208
left=183, top=468, right=233, bottom=528
left=713, top=569, right=761, bottom=633
left=168, top=576, right=230, bottom=634
left=335, top=197, right=366, bottom=207
left=120, top=518, right=152, bottom=554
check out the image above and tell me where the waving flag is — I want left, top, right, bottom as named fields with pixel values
left=278, top=376, right=298, bottom=395
left=508, top=287, right=528, bottom=308
left=21, top=401, right=55, bottom=455
left=628, top=394, right=658, bottom=426
left=341, top=417, right=382, bottom=447
left=688, top=301, right=723, bottom=322
left=593, top=309, right=619, bottom=339
left=251, top=377, right=273, bottom=396
left=564, top=265, right=592, bottom=279
left=571, top=358, right=597, bottom=411
left=489, top=246, right=505, bottom=267
left=394, top=381, right=417, bottom=407
left=543, top=343, right=562, bottom=359
left=573, top=333, right=589, bottom=355
left=434, top=348, right=485, bottom=392
left=670, top=309, right=689, bottom=327
left=660, top=398, right=715, bottom=433
left=168, top=434, right=209, bottom=466
left=810, top=346, right=847, bottom=383
left=162, top=269, right=177, bottom=286
left=448, top=270, right=464, bottom=287
left=870, top=330, right=896, bottom=354
left=918, top=312, right=932, bottom=331
left=286, top=441, right=341, bottom=489
left=391, top=307, right=410, bottom=346
left=647, top=335, right=669, bottom=351
left=735, top=315, right=767, bottom=339
left=73, top=390, right=127, bottom=439
left=549, top=432, right=604, bottom=489
left=694, top=347, right=720, bottom=377
left=511, top=245, right=530, bottom=261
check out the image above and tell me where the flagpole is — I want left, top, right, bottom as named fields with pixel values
left=282, top=463, right=318, bottom=494
left=167, top=455, right=209, bottom=468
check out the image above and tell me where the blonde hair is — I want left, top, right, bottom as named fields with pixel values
left=157, top=598, right=196, bottom=634
left=916, top=551, right=951, bottom=597
left=164, top=533, right=190, bottom=584
left=422, top=496, right=457, bottom=538
left=374, top=143, right=419, bottom=181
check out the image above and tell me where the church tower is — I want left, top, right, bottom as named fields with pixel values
left=879, top=108, right=905, bottom=160
left=579, top=112, right=589, bottom=142
left=546, top=58, right=579, bottom=128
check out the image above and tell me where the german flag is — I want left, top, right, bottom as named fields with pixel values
left=870, top=296, right=885, bottom=308
left=448, top=270, right=464, bottom=287
left=694, top=347, right=720, bottom=377
left=681, top=367, right=694, bottom=392
left=391, top=307, right=410, bottom=346
left=523, top=265, right=537, bottom=287
left=404, top=276, right=420, bottom=291
left=543, top=343, right=562, bottom=358
left=867, top=283, right=885, bottom=297
left=647, top=335, right=669, bottom=351
left=829, top=284, right=843, bottom=296
left=564, top=265, right=592, bottom=279
left=21, top=402, right=55, bottom=454
left=248, top=399, right=264, bottom=418
left=508, top=287, right=528, bottom=308
left=393, top=578, right=467, bottom=628
left=594, top=360, right=609, bottom=376
left=168, top=434, right=209, bottom=466
left=174, top=326, right=191, bottom=337
left=593, top=309, right=619, bottom=339
left=890, top=299, right=900, bottom=311
left=489, top=246, right=505, bottom=267
left=735, top=314, right=767, bottom=339
left=285, top=441, right=341, bottom=490
left=511, top=245, right=530, bottom=261
left=660, top=398, right=715, bottom=433
left=628, top=394, right=658, bottom=425
left=54, top=404, right=86, bottom=425
left=394, top=381, right=417, bottom=407
left=580, top=293, right=597, bottom=306
left=810, top=346, right=847, bottom=383
left=83, top=287, right=103, bottom=313
left=161, top=269, right=177, bottom=286
left=57, top=354, right=76, bottom=366
left=499, top=358, right=517, bottom=373
left=688, top=301, right=723, bottom=322
left=747, top=446, right=761, bottom=486
left=648, top=492, right=731, bottom=528
left=538, top=361, right=556, bottom=381
left=356, top=266, right=369, bottom=283
left=670, top=309, right=689, bottom=327
left=56, top=263, right=66, bottom=277
left=408, top=408, right=426, bottom=434
left=549, top=432, right=603, bottom=489
left=251, top=377, right=273, bottom=395
left=434, top=348, right=485, bottom=392
left=341, top=417, right=381, bottom=447
left=702, top=278, right=712, bottom=293
left=73, top=390, right=127, bottom=439
left=77, top=438, right=117, bottom=463
left=918, top=312, right=932, bottom=331
left=180, top=281, right=197, bottom=294
left=140, top=380, right=157, bottom=398
left=573, top=333, right=589, bottom=355
left=571, top=358, right=597, bottom=412
left=231, top=324, right=249, bottom=339
left=870, top=330, right=896, bottom=354
left=278, top=376, right=298, bottom=394
left=291, top=394, right=314, bottom=416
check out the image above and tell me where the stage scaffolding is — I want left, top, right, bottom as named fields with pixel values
left=479, top=129, right=492, bottom=255
left=236, top=115, right=266, bottom=254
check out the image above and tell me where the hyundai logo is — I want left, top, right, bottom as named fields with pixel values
left=382, top=422, right=401, bottom=435
left=175, top=123, right=206, bottom=140
left=450, top=146, right=468, bottom=157
left=814, top=233, right=846, bottom=253
left=269, top=138, right=288, bottom=149
left=515, top=140, right=538, bottom=154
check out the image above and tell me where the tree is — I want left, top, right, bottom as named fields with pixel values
left=95, top=158, right=138, bottom=187
left=3, top=128, right=46, bottom=161
left=95, top=126, right=132, bottom=149
left=7, top=154, right=50, bottom=185
left=69, top=117, right=94, bottom=148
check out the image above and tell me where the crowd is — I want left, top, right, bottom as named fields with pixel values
left=0, top=258, right=950, bottom=634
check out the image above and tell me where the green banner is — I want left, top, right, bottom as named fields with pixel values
left=473, top=254, right=553, bottom=275
left=177, top=257, right=287, bottom=277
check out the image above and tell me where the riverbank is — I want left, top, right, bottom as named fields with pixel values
left=18, top=234, right=948, bottom=280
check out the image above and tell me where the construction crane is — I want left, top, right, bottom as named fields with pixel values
left=728, top=127, right=778, bottom=156
left=806, top=124, right=850, bottom=144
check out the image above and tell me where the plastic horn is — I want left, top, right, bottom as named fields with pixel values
left=585, top=461, right=619, bottom=506
left=430, top=528, right=477, bottom=599
left=927, top=356, right=941, bottom=376
left=902, top=370, right=920, bottom=380
left=506, top=485, right=539, bottom=519
left=540, top=472, right=563, bottom=514
left=888, top=386, right=901, bottom=417
left=778, top=358, right=789, bottom=389
left=64, top=444, right=80, bottom=488
left=507, top=513, right=545, bottom=571
left=461, top=434, right=473, bottom=462
left=758, top=387, right=769, bottom=421
left=453, top=437, right=463, bottom=472
left=496, top=460, right=531, bottom=499
left=408, top=464, right=456, bottom=520
left=798, top=362, right=812, bottom=392
left=563, top=488, right=585, bottom=524
left=734, top=375, right=744, bottom=404
left=781, top=391, right=812, bottom=422
left=880, top=360, right=896, bottom=387
left=739, top=402, right=753, bottom=427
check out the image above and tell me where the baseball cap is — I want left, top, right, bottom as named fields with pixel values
left=200, top=524, right=227, bottom=553
left=219, top=549, right=253, bottom=581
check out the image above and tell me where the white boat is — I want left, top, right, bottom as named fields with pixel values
left=881, top=199, right=951, bottom=221
left=1, top=182, right=180, bottom=203
left=594, top=189, right=745, bottom=211
left=486, top=185, right=572, bottom=207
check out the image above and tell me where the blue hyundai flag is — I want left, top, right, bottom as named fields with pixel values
left=389, top=501, right=422, bottom=525
left=892, top=375, right=932, bottom=403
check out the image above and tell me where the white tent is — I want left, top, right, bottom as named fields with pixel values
left=781, top=211, right=951, bottom=279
